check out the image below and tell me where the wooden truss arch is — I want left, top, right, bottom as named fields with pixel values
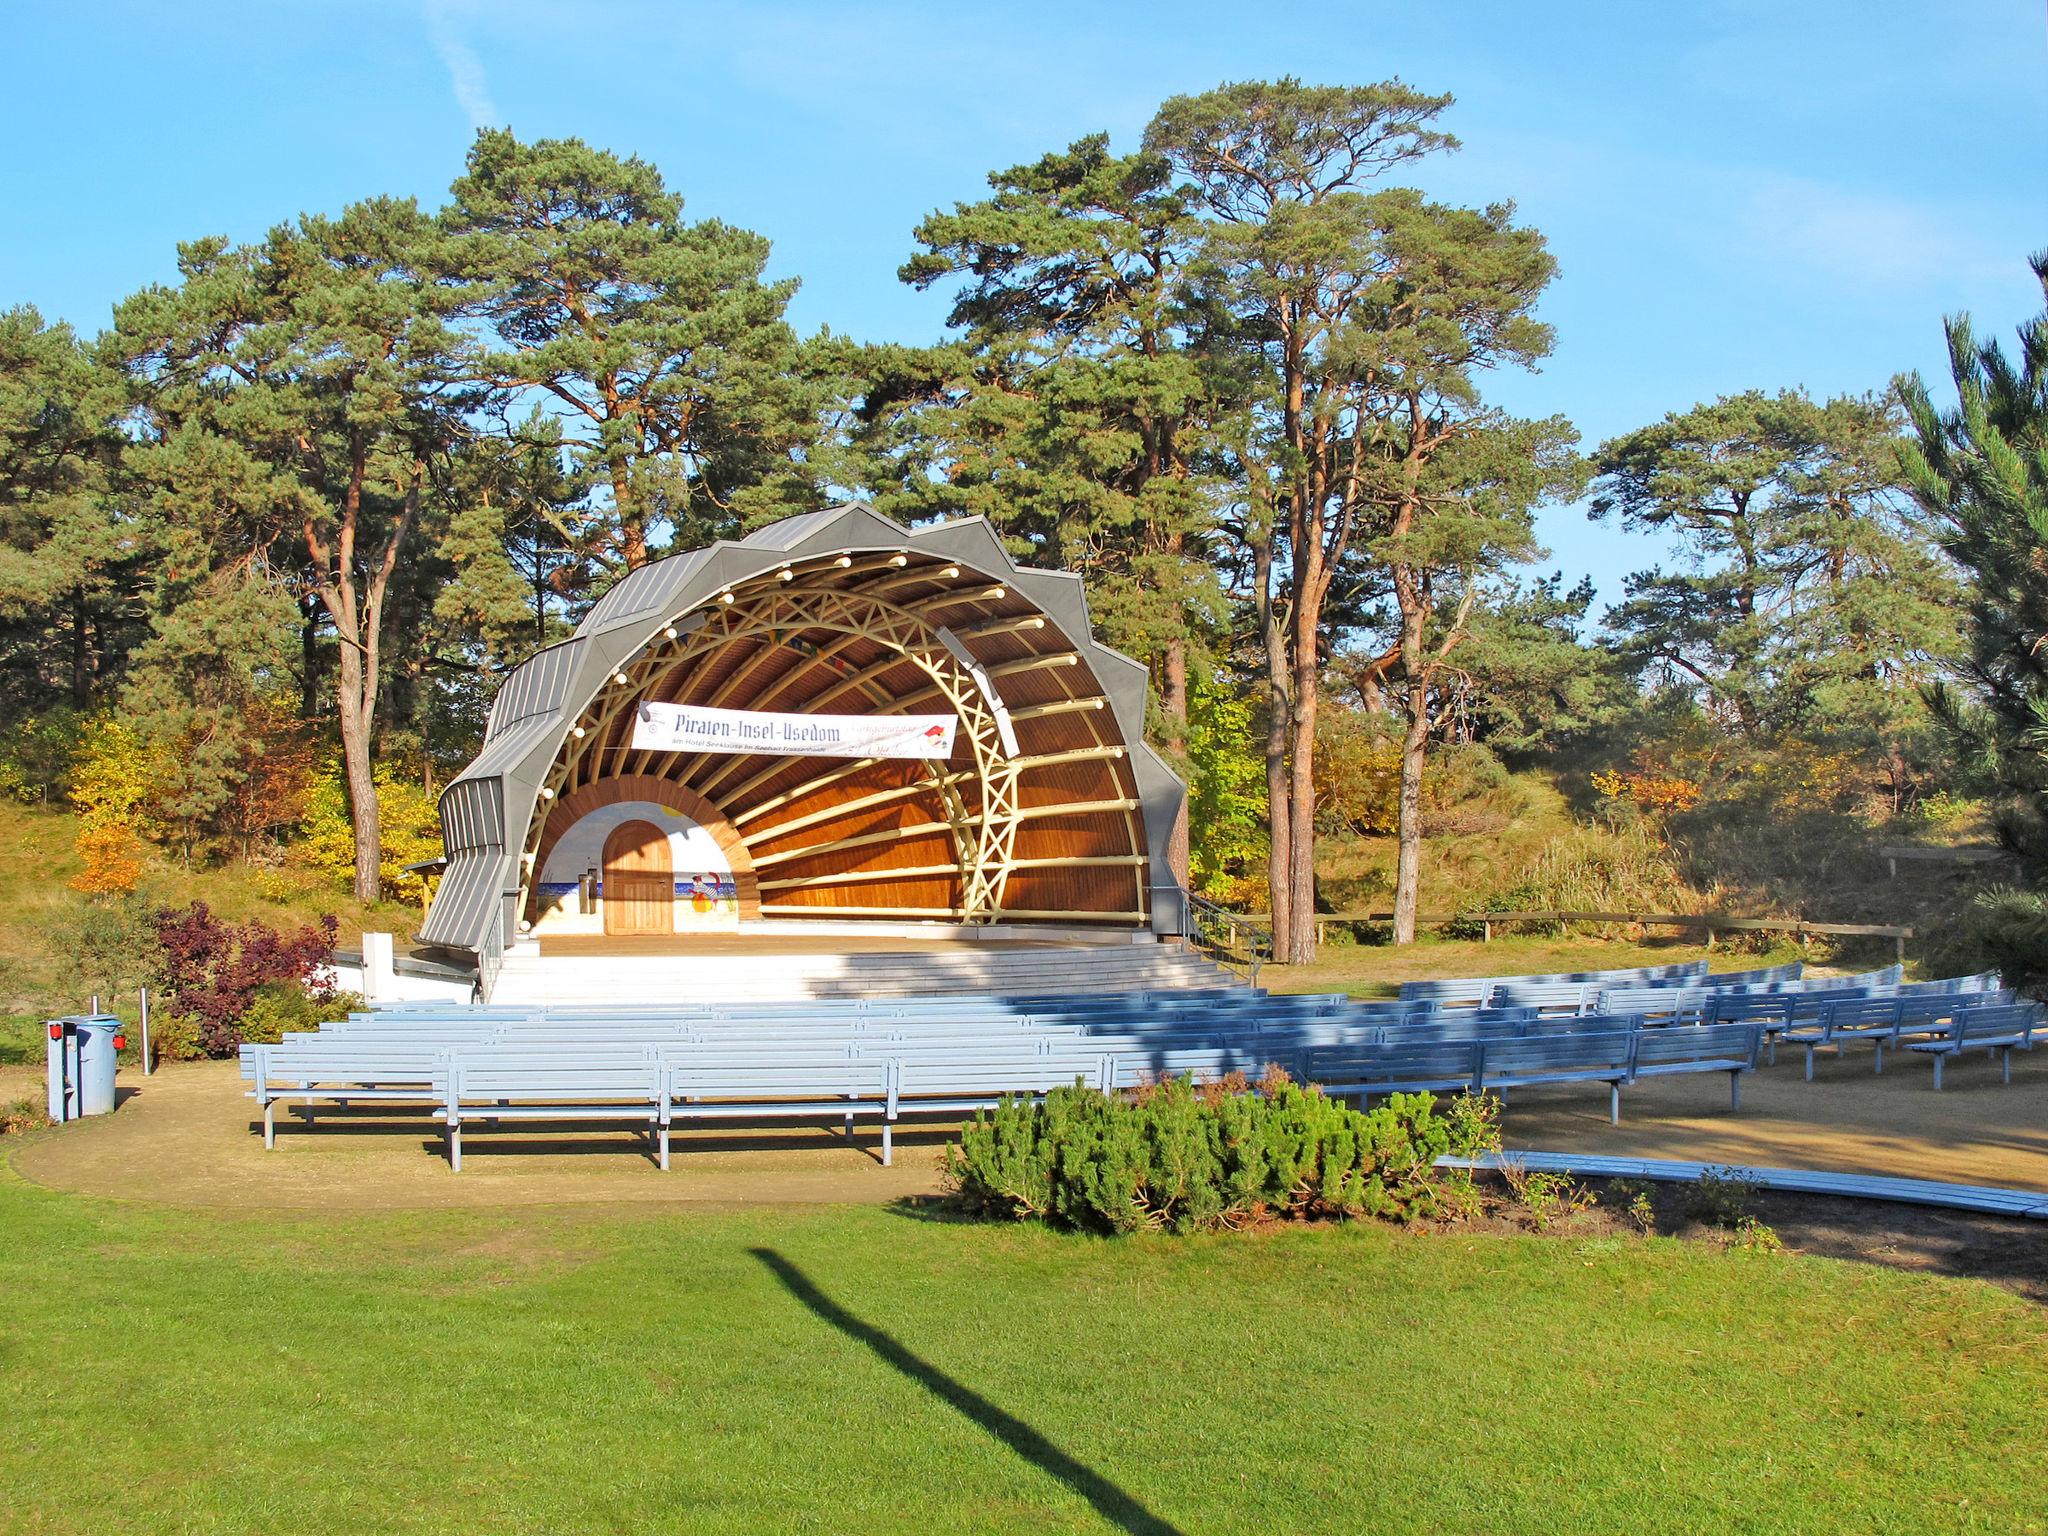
left=519, top=558, right=1145, bottom=927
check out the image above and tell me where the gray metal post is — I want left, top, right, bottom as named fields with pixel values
left=139, top=986, right=152, bottom=1076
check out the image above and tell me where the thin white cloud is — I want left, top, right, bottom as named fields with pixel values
left=424, top=0, right=500, bottom=132
left=1736, top=173, right=2022, bottom=299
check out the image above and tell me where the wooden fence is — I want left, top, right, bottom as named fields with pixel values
left=1241, top=909, right=1916, bottom=963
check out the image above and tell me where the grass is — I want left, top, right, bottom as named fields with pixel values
left=1261, top=932, right=1815, bottom=999
left=0, top=1161, right=2043, bottom=1535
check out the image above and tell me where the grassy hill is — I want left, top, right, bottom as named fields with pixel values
left=1308, top=765, right=1991, bottom=939
left=0, top=798, right=418, bottom=1023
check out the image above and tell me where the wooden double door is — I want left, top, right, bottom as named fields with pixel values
left=602, top=819, right=673, bottom=935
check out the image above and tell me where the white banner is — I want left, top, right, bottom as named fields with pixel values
left=631, top=701, right=958, bottom=760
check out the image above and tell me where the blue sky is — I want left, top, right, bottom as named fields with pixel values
left=6, top=1, right=2045, bottom=610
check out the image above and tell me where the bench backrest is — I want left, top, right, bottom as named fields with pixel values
left=1398, top=959, right=1707, bottom=1003
left=1630, top=1022, right=1760, bottom=1068
left=1478, top=1032, right=1635, bottom=1075
left=1302, top=1041, right=1482, bottom=1084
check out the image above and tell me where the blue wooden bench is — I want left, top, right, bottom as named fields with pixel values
left=1478, top=1032, right=1638, bottom=1123
left=1627, top=1022, right=1761, bottom=1111
left=1905, top=1005, right=2040, bottom=1088
left=1301, top=1041, right=1484, bottom=1105
left=242, top=1042, right=451, bottom=1146
left=666, top=1059, right=895, bottom=1160
left=436, top=1056, right=668, bottom=1171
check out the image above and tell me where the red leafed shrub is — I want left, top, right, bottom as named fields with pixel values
left=150, top=901, right=340, bottom=1058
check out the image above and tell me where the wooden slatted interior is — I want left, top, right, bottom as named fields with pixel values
left=526, top=553, right=1149, bottom=926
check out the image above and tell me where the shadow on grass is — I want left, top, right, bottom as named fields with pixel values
left=750, top=1247, right=1186, bottom=1536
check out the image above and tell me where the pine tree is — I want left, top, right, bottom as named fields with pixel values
left=0, top=306, right=150, bottom=713
left=859, top=133, right=1230, bottom=749
left=1597, top=389, right=1961, bottom=808
left=1148, top=80, right=1569, bottom=953
left=1898, top=257, right=2048, bottom=860
left=446, top=130, right=823, bottom=573
left=112, top=197, right=482, bottom=903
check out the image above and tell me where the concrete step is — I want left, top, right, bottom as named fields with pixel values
left=486, top=945, right=1234, bottom=1005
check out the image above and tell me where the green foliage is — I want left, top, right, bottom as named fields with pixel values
left=1898, top=257, right=2048, bottom=869
left=294, top=761, right=442, bottom=902
left=1729, top=1215, right=1784, bottom=1253
left=1593, top=389, right=1961, bottom=808
left=1925, top=885, right=2048, bottom=994
left=0, top=707, right=84, bottom=803
left=944, top=1076, right=1465, bottom=1234
left=857, top=130, right=1227, bottom=722
left=236, top=980, right=364, bottom=1045
left=1182, top=668, right=1265, bottom=893
left=1685, top=1168, right=1759, bottom=1229
left=147, top=1009, right=205, bottom=1063
left=1, top=1096, right=51, bottom=1136
left=1501, top=1165, right=1595, bottom=1232
left=1449, top=572, right=1633, bottom=756
left=1608, top=1179, right=1659, bottom=1236
left=447, top=128, right=823, bottom=568
left=0, top=306, right=150, bottom=716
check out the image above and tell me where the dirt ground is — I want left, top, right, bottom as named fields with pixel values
left=1501, top=1039, right=2048, bottom=1192
left=9, top=1061, right=952, bottom=1210
left=11, top=1041, right=2048, bottom=1213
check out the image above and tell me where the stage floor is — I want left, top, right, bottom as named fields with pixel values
left=534, top=933, right=1082, bottom=958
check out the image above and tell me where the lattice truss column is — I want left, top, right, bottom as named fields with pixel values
left=517, top=556, right=1146, bottom=925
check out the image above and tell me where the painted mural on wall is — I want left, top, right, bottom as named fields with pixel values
left=529, top=800, right=738, bottom=935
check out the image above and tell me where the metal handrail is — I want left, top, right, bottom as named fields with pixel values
left=1187, top=892, right=1271, bottom=985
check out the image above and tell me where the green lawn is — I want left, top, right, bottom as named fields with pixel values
left=1259, top=931, right=1815, bottom=998
left=1, top=1163, right=2042, bottom=1534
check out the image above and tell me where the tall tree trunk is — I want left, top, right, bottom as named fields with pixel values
left=1258, top=544, right=1292, bottom=958
left=308, top=452, right=417, bottom=909
left=300, top=595, right=321, bottom=719
left=1161, top=636, right=1188, bottom=758
left=70, top=586, right=89, bottom=708
left=1392, top=655, right=1429, bottom=946
left=1159, top=521, right=1189, bottom=757
left=336, top=639, right=382, bottom=906
left=1285, top=593, right=1322, bottom=965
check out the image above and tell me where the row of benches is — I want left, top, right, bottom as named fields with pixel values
left=244, top=1018, right=1774, bottom=1170
left=236, top=959, right=2035, bottom=1170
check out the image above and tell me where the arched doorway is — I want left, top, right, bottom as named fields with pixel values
left=602, top=820, right=673, bottom=936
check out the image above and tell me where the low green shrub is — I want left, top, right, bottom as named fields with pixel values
left=943, top=1075, right=1482, bottom=1235
left=1686, top=1167, right=1758, bottom=1228
left=1500, top=1163, right=1595, bottom=1231
left=1728, top=1215, right=1783, bottom=1253
left=235, top=981, right=364, bottom=1045
left=149, top=1011, right=205, bottom=1063
left=1932, top=886, right=2048, bottom=994
left=1608, top=1178, right=1658, bottom=1235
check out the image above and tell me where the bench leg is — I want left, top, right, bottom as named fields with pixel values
left=882, top=1119, right=893, bottom=1168
left=2002, top=1046, right=2013, bottom=1084
left=1766, top=1036, right=1776, bottom=1066
left=263, top=1098, right=275, bottom=1149
left=1873, top=1042, right=1884, bottom=1075
left=448, top=1120, right=463, bottom=1172
left=1729, top=1070, right=1742, bottom=1112
left=1609, top=1082, right=1620, bottom=1126
left=658, top=1123, right=671, bottom=1172
left=1804, top=1044, right=1816, bottom=1082
left=1933, top=1054, right=1944, bottom=1091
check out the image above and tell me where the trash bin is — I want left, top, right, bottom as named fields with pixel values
left=45, top=1015, right=125, bottom=1121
